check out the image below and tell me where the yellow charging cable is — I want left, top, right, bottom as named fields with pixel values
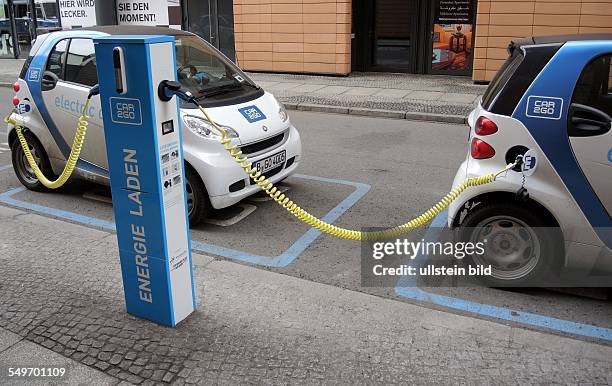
left=196, top=104, right=516, bottom=241
left=5, top=99, right=91, bottom=189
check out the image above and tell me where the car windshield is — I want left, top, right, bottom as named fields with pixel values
left=174, top=35, right=257, bottom=100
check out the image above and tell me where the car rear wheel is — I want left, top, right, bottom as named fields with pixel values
left=457, top=203, right=561, bottom=286
left=184, top=165, right=211, bottom=226
left=11, top=131, right=54, bottom=192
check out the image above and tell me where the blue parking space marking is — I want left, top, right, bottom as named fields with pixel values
left=0, top=168, right=370, bottom=268
left=394, top=210, right=612, bottom=342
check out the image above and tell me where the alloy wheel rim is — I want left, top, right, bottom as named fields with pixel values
left=17, top=143, right=42, bottom=185
left=185, top=179, right=195, bottom=216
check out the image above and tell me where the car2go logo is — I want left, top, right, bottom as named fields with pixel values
left=28, top=68, right=41, bottom=82
left=110, top=97, right=142, bottom=125
left=239, top=105, right=266, bottom=123
left=526, top=96, right=563, bottom=120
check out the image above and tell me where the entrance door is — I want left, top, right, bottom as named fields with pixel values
left=183, top=0, right=236, bottom=62
left=353, top=0, right=419, bottom=72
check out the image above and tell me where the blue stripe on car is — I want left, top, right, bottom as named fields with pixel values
left=512, top=41, right=612, bottom=248
left=25, top=32, right=109, bottom=178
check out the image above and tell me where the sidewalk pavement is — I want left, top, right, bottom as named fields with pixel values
left=247, top=72, right=486, bottom=123
left=1, top=205, right=611, bottom=385
left=0, top=327, right=118, bottom=385
left=0, top=58, right=485, bottom=123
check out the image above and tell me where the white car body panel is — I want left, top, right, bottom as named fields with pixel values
left=8, top=50, right=301, bottom=211
left=449, top=102, right=609, bottom=270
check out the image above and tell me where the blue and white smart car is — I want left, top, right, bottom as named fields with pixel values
left=450, top=34, right=612, bottom=286
left=7, top=26, right=301, bottom=225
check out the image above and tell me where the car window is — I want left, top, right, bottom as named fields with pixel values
left=571, top=54, right=612, bottom=116
left=481, top=51, right=523, bottom=111
left=46, top=39, right=68, bottom=79
left=65, top=39, right=98, bottom=87
left=174, top=35, right=257, bottom=102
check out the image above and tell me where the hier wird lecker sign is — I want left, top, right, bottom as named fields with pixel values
left=58, top=0, right=97, bottom=28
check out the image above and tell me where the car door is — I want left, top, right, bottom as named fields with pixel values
left=567, top=54, right=612, bottom=216
left=41, top=37, right=108, bottom=171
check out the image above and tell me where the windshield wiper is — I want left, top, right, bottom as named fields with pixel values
left=196, top=81, right=259, bottom=99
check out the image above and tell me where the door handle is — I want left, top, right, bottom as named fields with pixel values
left=41, top=70, right=58, bottom=91
left=568, top=103, right=611, bottom=137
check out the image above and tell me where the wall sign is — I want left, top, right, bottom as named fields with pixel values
left=431, top=0, right=475, bottom=73
left=58, top=0, right=97, bottom=28
left=116, top=0, right=169, bottom=26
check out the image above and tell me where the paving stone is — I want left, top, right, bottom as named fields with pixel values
left=342, top=87, right=384, bottom=96
left=405, top=90, right=444, bottom=100
left=312, top=85, right=351, bottom=95
left=290, top=84, right=327, bottom=93
left=437, top=92, right=479, bottom=103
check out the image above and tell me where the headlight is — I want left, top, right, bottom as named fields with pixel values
left=279, top=104, right=288, bottom=123
left=182, top=115, right=238, bottom=139
left=274, top=95, right=289, bottom=123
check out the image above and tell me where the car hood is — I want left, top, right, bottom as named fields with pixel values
left=180, top=91, right=289, bottom=145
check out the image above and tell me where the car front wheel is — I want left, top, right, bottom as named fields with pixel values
left=184, top=165, right=211, bottom=226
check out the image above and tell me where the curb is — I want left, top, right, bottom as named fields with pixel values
left=0, top=82, right=468, bottom=124
left=289, top=102, right=467, bottom=124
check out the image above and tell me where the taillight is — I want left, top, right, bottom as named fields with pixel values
left=12, top=82, right=20, bottom=92
left=475, top=116, right=498, bottom=135
left=471, top=138, right=495, bottom=159
left=12, top=96, right=19, bottom=106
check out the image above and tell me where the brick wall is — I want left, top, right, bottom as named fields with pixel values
left=473, top=0, right=612, bottom=82
left=233, top=0, right=352, bottom=75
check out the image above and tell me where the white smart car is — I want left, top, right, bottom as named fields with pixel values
left=449, top=35, right=611, bottom=286
left=7, top=26, right=301, bottom=225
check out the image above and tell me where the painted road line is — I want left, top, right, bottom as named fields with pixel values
left=0, top=173, right=371, bottom=268
left=394, top=210, right=612, bottom=342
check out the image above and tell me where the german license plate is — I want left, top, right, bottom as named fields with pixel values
left=253, top=150, right=286, bottom=174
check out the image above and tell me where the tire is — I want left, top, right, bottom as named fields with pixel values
left=457, top=202, right=562, bottom=287
left=11, top=131, right=54, bottom=192
left=184, top=165, right=211, bottom=226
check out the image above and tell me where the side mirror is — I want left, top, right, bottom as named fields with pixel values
left=41, top=70, right=58, bottom=91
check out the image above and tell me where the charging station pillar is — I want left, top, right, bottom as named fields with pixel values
left=93, top=35, right=196, bottom=327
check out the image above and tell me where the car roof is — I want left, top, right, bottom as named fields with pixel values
left=511, top=34, right=612, bottom=49
left=83, top=25, right=195, bottom=37
left=507, top=34, right=612, bottom=56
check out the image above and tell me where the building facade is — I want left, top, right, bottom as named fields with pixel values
left=2, top=0, right=611, bottom=83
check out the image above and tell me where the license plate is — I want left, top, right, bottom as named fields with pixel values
left=253, top=150, right=286, bottom=174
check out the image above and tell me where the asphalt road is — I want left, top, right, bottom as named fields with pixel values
left=0, top=87, right=610, bottom=340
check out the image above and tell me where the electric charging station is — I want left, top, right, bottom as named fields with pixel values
left=94, top=35, right=196, bottom=327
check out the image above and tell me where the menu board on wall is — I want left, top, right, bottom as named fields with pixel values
left=431, top=0, right=475, bottom=73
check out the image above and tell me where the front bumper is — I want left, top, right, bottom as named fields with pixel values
left=184, top=124, right=302, bottom=209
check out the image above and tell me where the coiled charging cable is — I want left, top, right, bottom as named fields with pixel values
left=5, top=86, right=99, bottom=189
left=193, top=101, right=518, bottom=241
